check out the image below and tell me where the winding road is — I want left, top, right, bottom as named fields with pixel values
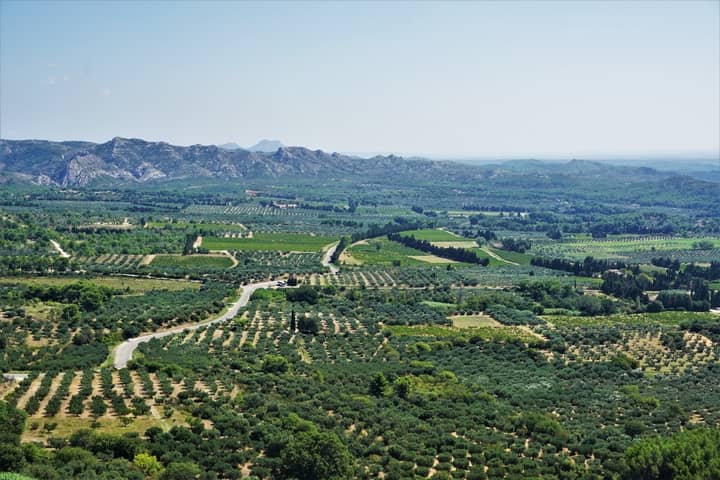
left=113, top=280, right=275, bottom=369
left=114, top=242, right=341, bottom=369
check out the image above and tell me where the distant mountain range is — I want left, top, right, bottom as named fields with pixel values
left=1, top=137, right=717, bottom=201
left=0, top=137, right=473, bottom=187
left=218, top=139, right=286, bottom=152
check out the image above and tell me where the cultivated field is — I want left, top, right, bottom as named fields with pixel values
left=202, top=233, right=336, bottom=252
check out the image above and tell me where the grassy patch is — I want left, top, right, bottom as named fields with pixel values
left=345, top=237, right=440, bottom=266
left=202, top=233, right=335, bottom=252
left=0, top=276, right=199, bottom=292
left=406, top=374, right=470, bottom=398
left=407, top=255, right=457, bottom=264
left=545, top=311, right=718, bottom=327
left=421, top=301, right=456, bottom=311
left=21, top=411, right=189, bottom=442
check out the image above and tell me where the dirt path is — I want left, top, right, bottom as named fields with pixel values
left=481, top=247, right=519, bottom=265
left=50, top=240, right=70, bottom=258
left=221, top=250, right=238, bottom=267
left=36, top=372, right=65, bottom=415
left=139, top=254, right=155, bottom=266
left=16, top=374, right=44, bottom=410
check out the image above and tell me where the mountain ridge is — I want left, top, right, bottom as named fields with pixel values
left=0, top=137, right=477, bottom=187
left=0, top=137, right=708, bottom=191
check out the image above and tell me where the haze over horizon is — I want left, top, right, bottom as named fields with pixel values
left=1, top=0, right=719, bottom=159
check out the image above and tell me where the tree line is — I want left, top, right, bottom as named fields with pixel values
left=387, top=233, right=489, bottom=265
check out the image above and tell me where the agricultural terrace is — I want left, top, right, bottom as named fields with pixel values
left=201, top=232, right=336, bottom=251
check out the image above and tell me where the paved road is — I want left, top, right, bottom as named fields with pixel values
left=113, top=280, right=275, bottom=369
left=322, top=242, right=340, bottom=275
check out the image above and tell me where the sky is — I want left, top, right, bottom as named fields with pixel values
left=1, top=0, right=719, bottom=159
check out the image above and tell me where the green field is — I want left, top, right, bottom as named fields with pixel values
left=0, top=275, right=199, bottom=292
left=202, top=233, right=335, bottom=251
left=150, top=254, right=233, bottom=268
left=487, top=247, right=534, bottom=265
left=345, top=237, right=458, bottom=266
left=420, top=300, right=456, bottom=311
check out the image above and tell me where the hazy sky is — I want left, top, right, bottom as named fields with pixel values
left=1, top=0, right=718, bottom=158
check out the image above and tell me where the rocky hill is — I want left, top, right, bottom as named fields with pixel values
left=0, top=137, right=478, bottom=187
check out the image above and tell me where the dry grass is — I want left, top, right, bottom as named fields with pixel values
left=408, top=255, right=457, bottom=264
left=22, top=410, right=189, bottom=443
left=450, top=314, right=501, bottom=328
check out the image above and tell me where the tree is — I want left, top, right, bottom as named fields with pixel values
left=286, top=285, right=319, bottom=304
left=348, top=197, right=358, bottom=213
left=133, top=452, right=164, bottom=479
left=90, top=396, right=106, bottom=417
left=692, top=240, right=714, bottom=250
left=0, top=401, right=26, bottom=444
left=160, top=462, right=200, bottom=480
left=280, top=430, right=353, bottom=480
left=290, top=309, right=297, bottom=332
left=394, top=377, right=412, bottom=399
left=369, top=372, right=389, bottom=397
left=61, top=304, right=81, bottom=324
left=262, top=354, right=290, bottom=374
left=298, top=315, right=320, bottom=335
left=623, top=428, right=720, bottom=479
